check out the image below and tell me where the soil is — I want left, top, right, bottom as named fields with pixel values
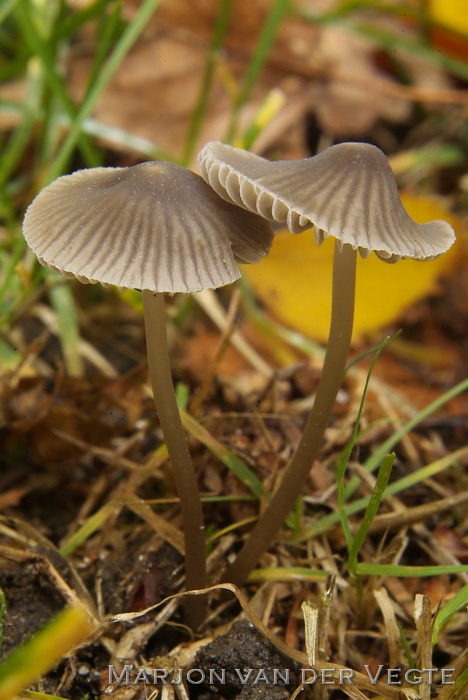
left=195, top=620, right=300, bottom=699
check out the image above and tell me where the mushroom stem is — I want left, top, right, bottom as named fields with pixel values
left=224, top=242, right=357, bottom=586
left=142, top=290, right=206, bottom=627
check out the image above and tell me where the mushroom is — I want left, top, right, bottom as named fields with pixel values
left=22, top=160, right=274, bottom=625
left=198, top=140, right=456, bottom=586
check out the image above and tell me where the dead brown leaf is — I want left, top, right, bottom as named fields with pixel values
left=65, top=0, right=456, bottom=162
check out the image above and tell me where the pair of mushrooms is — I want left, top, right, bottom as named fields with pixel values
left=23, top=142, right=455, bottom=622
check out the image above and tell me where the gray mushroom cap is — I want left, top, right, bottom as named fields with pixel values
left=23, top=161, right=274, bottom=293
left=198, top=141, right=456, bottom=262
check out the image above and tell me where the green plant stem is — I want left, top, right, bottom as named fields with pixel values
left=142, top=290, right=205, bottom=628
left=224, top=242, right=357, bottom=586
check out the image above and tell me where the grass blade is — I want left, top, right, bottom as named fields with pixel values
left=301, top=445, right=468, bottom=540
left=432, top=584, right=468, bottom=646
left=180, top=409, right=263, bottom=497
left=344, top=377, right=468, bottom=500
left=0, top=57, right=42, bottom=189
left=46, top=275, right=83, bottom=376
left=354, top=564, right=468, bottom=577
left=337, top=334, right=397, bottom=549
left=347, top=453, right=395, bottom=574
left=0, top=607, right=94, bottom=700
left=13, top=0, right=100, bottom=169
left=47, top=0, right=164, bottom=181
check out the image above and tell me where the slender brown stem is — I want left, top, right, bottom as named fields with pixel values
left=142, top=290, right=206, bottom=627
left=224, top=242, right=357, bottom=586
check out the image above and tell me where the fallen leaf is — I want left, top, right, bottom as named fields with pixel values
left=243, top=195, right=464, bottom=342
left=182, top=324, right=250, bottom=379
left=429, top=0, right=468, bottom=36
left=66, top=0, right=452, bottom=160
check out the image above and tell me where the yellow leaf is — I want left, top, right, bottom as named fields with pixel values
left=242, top=196, right=463, bottom=342
left=429, top=0, right=468, bottom=37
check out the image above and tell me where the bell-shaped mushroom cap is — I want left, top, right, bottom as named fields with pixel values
left=198, top=141, right=455, bottom=262
left=23, top=162, right=274, bottom=293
